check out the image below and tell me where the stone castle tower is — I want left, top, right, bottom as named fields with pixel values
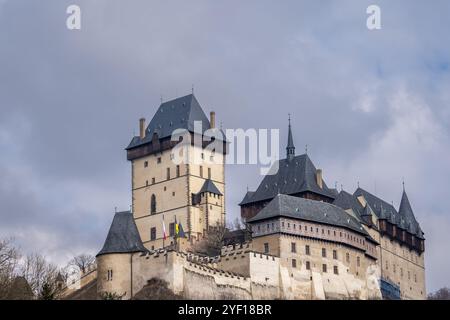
left=125, top=94, right=227, bottom=250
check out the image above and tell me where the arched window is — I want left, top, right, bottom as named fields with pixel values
left=151, top=194, right=156, bottom=214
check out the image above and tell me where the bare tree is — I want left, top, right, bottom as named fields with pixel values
left=428, top=287, right=450, bottom=300
left=192, top=222, right=227, bottom=256
left=68, top=254, right=96, bottom=274
left=20, top=253, right=60, bottom=299
left=0, top=238, right=20, bottom=299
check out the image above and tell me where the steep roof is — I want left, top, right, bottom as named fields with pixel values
left=333, top=190, right=364, bottom=219
left=199, top=179, right=222, bottom=195
left=247, top=194, right=369, bottom=236
left=240, top=154, right=336, bottom=205
left=126, top=94, right=213, bottom=150
left=97, top=211, right=147, bottom=257
left=399, top=190, right=424, bottom=238
left=239, top=191, right=255, bottom=205
left=354, top=188, right=424, bottom=239
left=353, top=188, right=397, bottom=221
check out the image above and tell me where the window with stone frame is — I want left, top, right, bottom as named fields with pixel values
left=151, top=194, right=157, bottom=214
left=264, top=243, right=269, bottom=254
left=291, top=242, right=296, bottom=253
left=150, top=227, right=156, bottom=241
left=305, top=245, right=310, bottom=255
left=333, top=250, right=338, bottom=260
left=306, top=261, right=311, bottom=270
left=292, top=259, right=297, bottom=268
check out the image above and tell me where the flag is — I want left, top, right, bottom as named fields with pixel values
left=177, top=222, right=186, bottom=238
left=162, top=215, right=167, bottom=240
left=175, top=216, right=179, bottom=236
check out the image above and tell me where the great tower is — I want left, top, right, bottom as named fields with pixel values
left=125, top=94, right=226, bottom=250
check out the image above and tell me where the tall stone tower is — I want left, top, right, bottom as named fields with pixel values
left=125, top=94, right=226, bottom=250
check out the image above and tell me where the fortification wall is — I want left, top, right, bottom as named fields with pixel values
left=96, top=245, right=381, bottom=300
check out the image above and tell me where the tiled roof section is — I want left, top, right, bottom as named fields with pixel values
left=354, top=188, right=424, bottom=239
left=247, top=194, right=369, bottom=236
left=353, top=188, right=397, bottom=221
left=333, top=190, right=364, bottom=219
left=239, top=191, right=255, bottom=205
left=199, top=179, right=222, bottom=195
left=97, top=211, right=147, bottom=256
left=239, top=154, right=336, bottom=205
left=361, top=204, right=373, bottom=217
left=126, top=94, right=212, bottom=150
left=399, top=190, right=424, bottom=239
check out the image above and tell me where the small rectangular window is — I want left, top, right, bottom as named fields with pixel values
left=144, top=161, right=148, bottom=168
left=306, top=261, right=311, bottom=270
left=305, top=245, right=310, bottom=255
left=157, top=157, right=161, bottom=164
left=169, top=223, right=175, bottom=237
left=291, top=242, right=296, bottom=253
left=176, top=165, right=180, bottom=177
left=334, top=266, right=339, bottom=275
left=333, top=250, right=337, bottom=259
left=152, top=177, right=155, bottom=184
left=264, top=243, right=269, bottom=254
left=150, top=227, right=156, bottom=241
left=167, top=168, right=170, bottom=180
left=322, top=264, right=327, bottom=273
left=292, top=259, right=297, bottom=268
left=322, top=248, right=327, bottom=258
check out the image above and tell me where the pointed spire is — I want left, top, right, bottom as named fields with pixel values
left=399, top=187, right=418, bottom=235
left=286, top=114, right=295, bottom=160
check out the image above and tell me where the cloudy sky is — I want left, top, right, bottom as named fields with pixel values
left=0, top=0, right=449, bottom=292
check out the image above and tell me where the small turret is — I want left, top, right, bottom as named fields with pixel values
left=286, top=115, right=295, bottom=161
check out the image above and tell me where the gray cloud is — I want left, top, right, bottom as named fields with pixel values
left=0, top=0, right=449, bottom=291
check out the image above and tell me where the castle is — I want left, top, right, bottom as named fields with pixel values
left=85, top=94, right=425, bottom=300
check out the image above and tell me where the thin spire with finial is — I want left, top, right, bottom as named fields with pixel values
left=114, top=206, right=117, bottom=213
left=305, top=144, right=308, bottom=154
left=160, top=94, right=163, bottom=104
left=357, top=181, right=360, bottom=188
left=191, top=84, right=194, bottom=94
left=286, top=114, right=295, bottom=160
left=402, top=177, right=405, bottom=192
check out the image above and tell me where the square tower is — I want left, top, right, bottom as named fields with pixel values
left=126, top=94, right=226, bottom=250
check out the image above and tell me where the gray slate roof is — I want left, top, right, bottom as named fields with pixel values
left=199, top=179, right=222, bottom=195
left=333, top=190, right=364, bottom=219
left=399, top=190, right=424, bottom=238
left=126, top=94, right=215, bottom=150
left=97, top=211, right=147, bottom=256
left=247, top=194, right=369, bottom=236
left=353, top=188, right=424, bottom=239
left=239, top=154, right=336, bottom=205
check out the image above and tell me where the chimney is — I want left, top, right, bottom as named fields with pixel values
left=139, top=118, right=146, bottom=139
left=316, top=169, right=323, bottom=189
left=210, top=111, right=216, bottom=128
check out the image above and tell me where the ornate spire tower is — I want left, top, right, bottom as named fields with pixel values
left=286, top=114, right=295, bottom=161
